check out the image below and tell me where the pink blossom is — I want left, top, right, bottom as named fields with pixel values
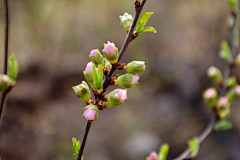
left=235, top=85, right=240, bottom=94
left=104, top=41, right=116, bottom=56
left=85, top=62, right=93, bottom=74
left=90, top=49, right=98, bottom=57
left=208, top=66, right=217, bottom=76
left=219, top=96, right=229, bottom=106
left=115, top=90, right=127, bottom=102
left=129, top=75, right=139, bottom=84
left=148, top=151, right=158, bottom=160
left=84, top=108, right=97, bottom=120
left=143, top=64, right=146, bottom=69
left=205, top=88, right=215, bottom=98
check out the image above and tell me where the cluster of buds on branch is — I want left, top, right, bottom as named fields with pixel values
left=72, top=40, right=146, bottom=121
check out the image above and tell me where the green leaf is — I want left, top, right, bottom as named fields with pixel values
left=158, top=143, right=169, bottom=160
left=136, top=12, right=154, bottom=33
left=219, top=40, right=232, bottom=62
left=140, top=27, right=157, bottom=33
left=233, top=28, right=239, bottom=47
left=227, top=76, right=238, bottom=87
left=215, top=120, right=233, bottom=131
left=188, top=137, right=199, bottom=157
left=8, top=54, right=19, bottom=79
left=72, top=138, right=81, bottom=159
left=229, top=0, right=238, bottom=8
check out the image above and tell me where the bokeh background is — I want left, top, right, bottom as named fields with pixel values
left=0, top=0, right=240, bottom=160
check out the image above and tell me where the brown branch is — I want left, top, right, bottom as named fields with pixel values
left=77, top=0, right=148, bottom=159
left=103, top=0, right=147, bottom=92
left=0, top=0, right=10, bottom=122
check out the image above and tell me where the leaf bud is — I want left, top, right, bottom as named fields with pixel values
left=72, top=81, right=91, bottom=103
left=0, top=74, right=16, bottom=92
left=124, top=61, right=146, bottom=74
left=119, top=12, right=133, bottom=31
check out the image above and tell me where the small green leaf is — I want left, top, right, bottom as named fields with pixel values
left=188, top=137, right=199, bottom=157
left=215, top=120, right=233, bottom=131
left=229, top=0, right=238, bottom=9
left=72, top=138, right=81, bottom=159
left=233, top=28, right=239, bottom=48
left=227, top=76, right=238, bottom=87
left=158, top=143, right=169, bottom=160
left=140, top=27, right=157, bottom=33
left=219, top=40, right=232, bottom=62
left=136, top=12, right=154, bottom=33
left=8, top=54, right=19, bottom=79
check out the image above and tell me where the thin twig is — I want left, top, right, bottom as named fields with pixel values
left=0, top=0, right=10, bottom=121
left=103, top=0, right=147, bottom=92
left=174, top=10, right=238, bottom=160
left=77, top=0, right=148, bottom=159
left=173, top=117, right=216, bottom=160
left=77, top=121, right=92, bottom=160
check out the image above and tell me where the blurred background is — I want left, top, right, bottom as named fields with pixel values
left=0, top=0, right=240, bottom=160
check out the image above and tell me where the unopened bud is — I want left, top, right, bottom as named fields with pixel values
left=82, top=105, right=99, bottom=121
left=89, top=49, right=104, bottom=67
left=147, top=151, right=158, bottom=160
left=235, top=53, right=240, bottom=65
left=219, top=40, right=232, bottom=62
left=102, top=41, right=118, bottom=64
left=72, top=81, right=91, bottom=103
left=124, top=61, right=145, bottom=74
left=207, top=66, right=223, bottom=84
left=227, top=85, right=240, bottom=101
left=115, top=73, right=139, bottom=88
left=0, top=74, right=16, bottom=92
left=83, top=62, right=95, bottom=88
left=227, top=76, right=237, bottom=87
left=218, top=108, right=230, bottom=119
left=217, top=96, right=230, bottom=109
left=202, top=88, right=218, bottom=107
left=119, top=12, right=133, bottom=31
left=103, top=89, right=127, bottom=107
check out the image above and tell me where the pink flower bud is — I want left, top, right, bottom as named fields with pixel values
left=208, top=66, right=217, bottom=76
left=219, top=96, right=229, bottom=106
left=104, top=41, right=116, bottom=56
left=85, top=62, right=93, bottom=74
left=129, top=75, right=139, bottom=84
left=235, top=85, right=240, bottom=94
left=90, top=49, right=98, bottom=57
left=205, top=88, right=216, bottom=98
left=115, top=90, right=127, bottom=102
left=83, top=107, right=97, bottom=121
left=148, top=151, right=158, bottom=160
left=143, top=64, right=146, bottom=68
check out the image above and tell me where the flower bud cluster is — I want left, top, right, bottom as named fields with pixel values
left=72, top=40, right=146, bottom=121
